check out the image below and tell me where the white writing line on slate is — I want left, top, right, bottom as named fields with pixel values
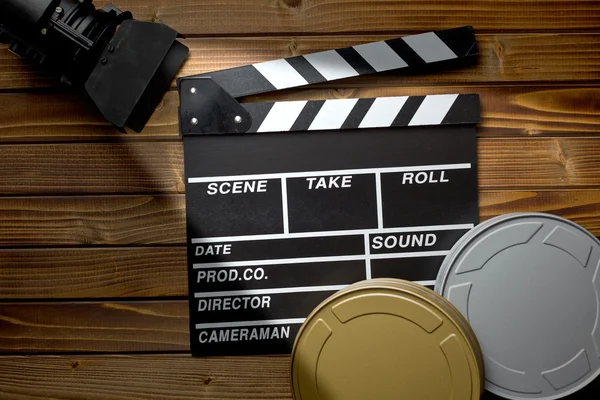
left=192, top=223, right=474, bottom=243
left=188, top=163, right=471, bottom=183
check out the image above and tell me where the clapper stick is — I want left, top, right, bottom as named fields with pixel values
left=177, top=26, right=479, bottom=136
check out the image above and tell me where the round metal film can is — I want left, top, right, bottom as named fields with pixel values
left=435, top=213, right=600, bottom=399
left=290, top=279, right=484, bottom=400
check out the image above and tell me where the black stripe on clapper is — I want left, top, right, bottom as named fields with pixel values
left=286, top=56, right=326, bottom=85
left=391, top=96, right=426, bottom=126
left=290, top=100, right=326, bottom=131
left=385, top=38, right=426, bottom=68
left=441, top=94, right=481, bottom=125
left=243, top=102, right=275, bottom=133
left=336, top=47, right=377, bottom=75
left=341, top=98, right=376, bottom=129
left=435, top=26, right=478, bottom=59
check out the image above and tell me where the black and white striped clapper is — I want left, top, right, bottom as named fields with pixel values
left=186, top=26, right=477, bottom=98
left=178, top=27, right=479, bottom=136
left=178, top=26, right=479, bottom=136
left=243, top=94, right=479, bottom=133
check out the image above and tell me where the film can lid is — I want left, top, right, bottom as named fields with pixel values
left=291, top=279, right=483, bottom=400
left=436, top=213, right=600, bottom=399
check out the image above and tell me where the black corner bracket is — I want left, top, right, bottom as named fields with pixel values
left=178, top=77, right=252, bottom=136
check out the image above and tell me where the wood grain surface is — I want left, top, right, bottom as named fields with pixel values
left=1, top=85, right=599, bottom=142
left=92, top=0, right=600, bottom=35
left=3, top=34, right=600, bottom=90
left=0, top=137, right=599, bottom=195
left=179, top=34, right=600, bottom=83
left=0, top=190, right=597, bottom=246
left=0, top=301, right=189, bottom=353
left=0, top=196, right=185, bottom=246
left=0, top=355, right=292, bottom=400
left=0, top=248, right=187, bottom=299
left=0, top=355, right=596, bottom=400
left=1, top=0, right=600, bottom=398
left=0, top=190, right=598, bottom=299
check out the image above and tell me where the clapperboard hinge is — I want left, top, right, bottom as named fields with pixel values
left=177, top=26, right=480, bottom=136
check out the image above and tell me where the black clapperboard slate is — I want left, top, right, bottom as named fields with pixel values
left=178, top=26, right=480, bottom=356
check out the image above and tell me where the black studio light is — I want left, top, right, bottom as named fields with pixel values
left=0, top=0, right=189, bottom=132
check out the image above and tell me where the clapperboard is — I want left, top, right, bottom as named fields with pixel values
left=178, top=26, right=480, bottom=356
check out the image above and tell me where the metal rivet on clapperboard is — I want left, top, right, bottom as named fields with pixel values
left=291, top=278, right=484, bottom=400
left=190, top=117, right=199, bottom=125
left=435, top=212, right=600, bottom=400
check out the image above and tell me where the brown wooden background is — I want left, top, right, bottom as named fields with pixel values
left=0, top=0, right=599, bottom=399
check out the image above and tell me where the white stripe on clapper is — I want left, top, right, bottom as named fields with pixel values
left=408, top=94, right=459, bottom=126
left=359, top=96, right=409, bottom=128
left=353, top=41, right=408, bottom=72
left=253, top=59, right=308, bottom=90
left=256, top=101, right=307, bottom=133
left=402, top=32, right=458, bottom=63
left=308, top=98, right=359, bottom=130
left=303, top=50, right=359, bottom=81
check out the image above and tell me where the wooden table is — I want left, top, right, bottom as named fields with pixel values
left=0, top=1, right=599, bottom=398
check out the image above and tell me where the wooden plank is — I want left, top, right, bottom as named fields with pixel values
left=0, top=137, right=599, bottom=195
left=479, top=190, right=600, bottom=232
left=179, top=34, right=600, bottom=85
left=1, top=86, right=599, bottom=142
left=0, top=190, right=598, bottom=286
left=0, top=301, right=189, bottom=353
left=96, top=1, right=600, bottom=35
left=0, top=248, right=187, bottom=299
left=0, top=354, right=594, bottom=400
left=2, top=34, right=600, bottom=90
left=0, top=355, right=292, bottom=400
left=0, top=196, right=186, bottom=246
left=0, top=143, right=185, bottom=195
left=0, top=91, right=176, bottom=141
left=0, top=189, right=598, bottom=247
